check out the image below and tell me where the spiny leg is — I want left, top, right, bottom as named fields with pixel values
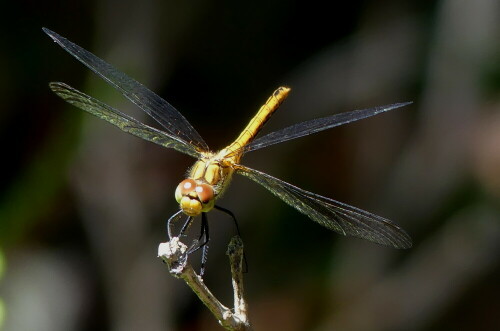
left=166, top=210, right=211, bottom=275
left=187, top=212, right=210, bottom=254
left=200, top=213, right=210, bottom=276
left=182, top=212, right=210, bottom=276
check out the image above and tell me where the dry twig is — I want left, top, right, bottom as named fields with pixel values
left=158, top=236, right=251, bottom=331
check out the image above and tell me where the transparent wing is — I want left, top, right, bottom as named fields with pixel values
left=43, top=27, right=209, bottom=153
left=50, top=82, right=203, bottom=158
left=236, top=164, right=412, bottom=249
left=242, top=102, right=412, bottom=153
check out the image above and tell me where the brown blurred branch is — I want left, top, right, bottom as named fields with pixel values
left=158, top=237, right=251, bottom=331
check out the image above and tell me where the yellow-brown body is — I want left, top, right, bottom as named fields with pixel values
left=175, top=87, right=290, bottom=216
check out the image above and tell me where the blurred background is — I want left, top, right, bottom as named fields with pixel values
left=1, top=0, right=499, bottom=330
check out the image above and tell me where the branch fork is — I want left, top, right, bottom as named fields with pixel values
left=158, top=236, right=251, bottom=330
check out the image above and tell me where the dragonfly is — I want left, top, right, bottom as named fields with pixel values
left=44, top=28, right=412, bottom=269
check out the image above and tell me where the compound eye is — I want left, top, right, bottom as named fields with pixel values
left=178, top=179, right=196, bottom=195
left=195, top=183, right=214, bottom=203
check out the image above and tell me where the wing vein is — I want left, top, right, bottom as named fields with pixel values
left=43, top=27, right=209, bottom=152
left=49, top=82, right=202, bottom=158
left=243, top=102, right=412, bottom=153
left=236, top=165, right=412, bottom=248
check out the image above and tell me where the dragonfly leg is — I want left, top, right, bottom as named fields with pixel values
left=214, top=205, right=248, bottom=273
left=187, top=212, right=210, bottom=254
left=167, top=210, right=184, bottom=239
left=183, top=213, right=210, bottom=276
left=200, top=213, right=210, bottom=276
left=179, top=215, right=195, bottom=237
left=214, top=205, right=242, bottom=236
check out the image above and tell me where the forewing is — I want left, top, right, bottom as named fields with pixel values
left=243, top=102, right=412, bottom=153
left=43, top=28, right=209, bottom=153
left=236, top=165, right=412, bottom=249
left=50, top=82, right=202, bottom=158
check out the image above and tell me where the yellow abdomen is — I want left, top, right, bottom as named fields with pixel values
left=222, top=86, right=290, bottom=162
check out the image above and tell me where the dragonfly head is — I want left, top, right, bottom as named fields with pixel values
left=175, top=178, right=215, bottom=216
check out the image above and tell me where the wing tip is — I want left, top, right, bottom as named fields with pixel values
left=42, top=27, right=57, bottom=40
left=393, top=240, right=413, bottom=249
left=390, top=101, right=413, bottom=110
left=48, top=82, right=70, bottom=94
left=396, top=236, right=413, bottom=249
left=386, top=229, right=413, bottom=249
